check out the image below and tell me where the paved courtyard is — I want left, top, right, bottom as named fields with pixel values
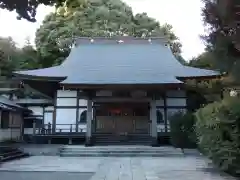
left=0, top=155, right=236, bottom=180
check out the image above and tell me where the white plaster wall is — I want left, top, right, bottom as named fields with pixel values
left=166, top=98, right=186, bottom=106
left=44, top=112, right=53, bottom=124
left=57, top=98, right=77, bottom=106
left=0, top=129, right=21, bottom=142
left=24, top=128, right=34, bottom=135
left=57, top=90, right=77, bottom=97
left=28, top=106, right=43, bottom=115
left=79, top=99, right=87, bottom=106
left=45, top=106, right=54, bottom=111
left=166, top=90, right=186, bottom=97
left=56, top=108, right=77, bottom=132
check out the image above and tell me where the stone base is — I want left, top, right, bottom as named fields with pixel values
left=85, top=137, right=93, bottom=147
left=151, top=138, right=159, bottom=147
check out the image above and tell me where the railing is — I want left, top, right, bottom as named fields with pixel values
left=157, top=124, right=171, bottom=133
left=32, top=123, right=87, bottom=135
left=32, top=122, right=170, bottom=135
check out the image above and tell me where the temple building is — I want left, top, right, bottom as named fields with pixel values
left=13, top=37, right=219, bottom=146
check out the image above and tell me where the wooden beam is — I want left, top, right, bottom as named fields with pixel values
left=92, top=97, right=151, bottom=102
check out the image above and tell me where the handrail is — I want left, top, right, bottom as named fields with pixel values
left=33, top=123, right=87, bottom=135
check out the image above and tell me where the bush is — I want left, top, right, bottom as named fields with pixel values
left=169, top=111, right=197, bottom=149
left=195, top=97, right=240, bottom=176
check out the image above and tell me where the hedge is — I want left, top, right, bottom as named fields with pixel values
left=195, top=97, right=240, bottom=176
left=169, top=111, right=197, bottom=149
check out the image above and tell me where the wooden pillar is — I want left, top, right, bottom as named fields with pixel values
left=52, top=91, right=57, bottom=133
left=33, top=121, right=36, bottom=135
left=76, top=90, right=80, bottom=132
left=163, top=93, right=168, bottom=133
left=150, top=99, right=158, bottom=146
left=43, top=106, right=45, bottom=125
left=150, top=100, right=157, bottom=138
left=85, top=98, right=93, bottom=146
left=20, top=113, right=24, bottom=142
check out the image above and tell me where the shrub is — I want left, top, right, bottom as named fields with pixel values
left=169, top=111, right=197, bottom=150
left=195, top=97, right=240, bottom=176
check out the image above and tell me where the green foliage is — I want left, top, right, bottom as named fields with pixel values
left=195, top=97, right=240, bottom=175
left=202, top=0, right=240, bottom=84
left=35, top=0, right=182, bottom=67
left=0, top=0, right=65, bottom=22
left=0, top=37, right=20, bottom=77
left=188, top=51, right=218, bottom=70
left=169, top=111, right=197, bottom=149
left=0, top=36, right=40, bottom=76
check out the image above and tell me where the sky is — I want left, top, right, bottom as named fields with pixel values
left=0, top=0, right=206, bottom=60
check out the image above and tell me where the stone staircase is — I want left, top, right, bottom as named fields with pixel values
left=59, top=145, right=184, bottom=157
left=92, top=133, right=154, bottom=145
left=0, top=146, right=29, bottom=162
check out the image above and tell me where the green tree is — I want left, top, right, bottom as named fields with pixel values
left=202, top=0, right=240, bottom=83
left=0, top=37, right=19, bottom=76
left=0, top=36, right=40, bottom=76
left=35, top=0, right=182, bottom=67
left=19, top=43, right=41, bottom=70
left=188, top=52, right=216, bottom=69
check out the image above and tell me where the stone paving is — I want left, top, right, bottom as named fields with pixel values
left=0, top=155, right=237, bottom=180
left=1, top=172, right=94, bottom=180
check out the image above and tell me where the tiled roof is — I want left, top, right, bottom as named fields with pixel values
left=14, top=37, right=220, bottom=85
left=0, top=96, right=31, bottom=112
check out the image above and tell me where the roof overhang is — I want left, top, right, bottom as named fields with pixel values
left=12, top=73, right=66, bottom=82
left=0, top=103, right=15, bottom=111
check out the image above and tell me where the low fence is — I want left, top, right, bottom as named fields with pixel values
left=32, top=123, right=87, bottom=135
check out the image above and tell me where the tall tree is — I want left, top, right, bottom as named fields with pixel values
left=19, top=41, right=41, bottom=70
left=202, top=0, right=240, bottom=83
left=188, top=52, right=216, bottom=69
left=0, top=36, right=40, bottom=76
left=0, top=37, right=19, bottom=76
left=35, top=0, right=182, bottom=67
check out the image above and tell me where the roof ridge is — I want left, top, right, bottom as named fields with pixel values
left=75, top=36, right=168, bottom=46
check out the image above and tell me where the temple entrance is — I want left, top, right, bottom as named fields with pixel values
left=95, top=102, right=149, bottom=134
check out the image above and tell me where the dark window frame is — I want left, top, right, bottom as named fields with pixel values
left=79, top=110, right=87, bottom=123
left=157, top=110, right=164, bottom=124
left=1, top=110, right=10, bottom=129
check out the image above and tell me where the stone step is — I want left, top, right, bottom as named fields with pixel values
left=60, top=149, right=180, bottom=153
left=0, top=152, right=28, bottom=162
left=93, top=135, right=153, bottom=145
left=59, top=146, right=183, bottom=157
left=60, top=152, right=183, bottom=157
left=94, top=142, right=152, bottom=146
left=0, top=147, right=29, bottom=163
left=61, top=146, right=178, bottom=150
